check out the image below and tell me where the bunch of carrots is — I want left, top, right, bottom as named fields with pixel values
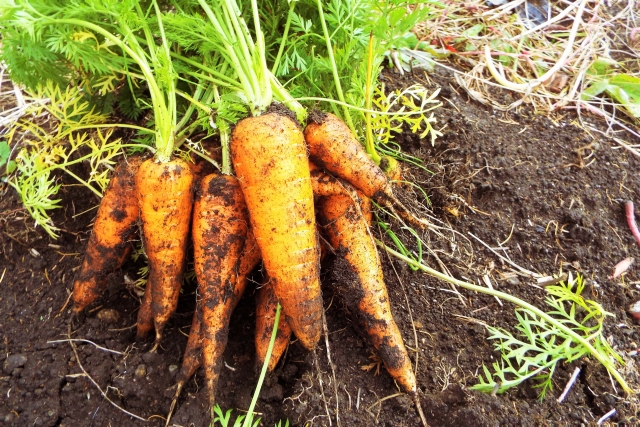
left=0, top=0, right=428, bottom=424
left=71, top=110, right=424, bottom=424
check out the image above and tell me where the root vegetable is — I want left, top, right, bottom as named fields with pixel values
left=135, top=157, right=194, bottom=348
left=255, top=279, right=292, bottom=372
left=166, top=214, right=260, bottom=426
left=317, top=192, right=416, bottom=394
left=136, top=284, right=154, bottom=340
left=72, top=157, right=142, bottom=314
left=305, top=113, right=430, bottom=230
left=305, top=112, right=390, bottom=199
left=231, top=112, right=323, bottom=351
left=192, top=174, right=252, bottom=412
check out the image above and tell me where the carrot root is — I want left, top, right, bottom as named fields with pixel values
left=136, top=157, right=194, bottom=347
left=72, top=157, right=142, bottom=314
left=231, top=113, right=323, bottom=350
left=192, top=174, right=252, bottom=413
left=255, top=280, right=292, bottom=372
left=318, top=192, right=416, bottom=394
left=304, top=112, right=389, bottom=199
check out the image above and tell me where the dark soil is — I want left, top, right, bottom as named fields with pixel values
left=2, top=65, right=640, bottom=427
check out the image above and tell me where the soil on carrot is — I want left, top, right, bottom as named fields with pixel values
left=2, top=65, right=640, bottom=427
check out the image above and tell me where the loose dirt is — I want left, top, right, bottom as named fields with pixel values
left=1, top=65, right=639, bottom=426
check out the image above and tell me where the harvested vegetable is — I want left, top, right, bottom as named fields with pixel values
left=136, top=158, right=195, bottom=348
left=192, top=174, right=251, bottom=413
left=231, top=112, right=323, bottom=351
left=166, top=218, right=260, bottom=425
left=136, top=280, right=155, bottom=341
left=317, top=192, right=416, bottom=394
left=305, top=112, right=390, bottom=199
left=72, top=157, right=142, bottom=314
left=255, top=279, right=293, bottom=372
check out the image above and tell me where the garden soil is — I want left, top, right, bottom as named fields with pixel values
left=1, top=65, right=639, bottom=427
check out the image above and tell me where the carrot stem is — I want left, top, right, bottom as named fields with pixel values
left=364, top=32, right=381, bottom=164
left=380, top=242, right=632, bottom=394
left=316, top=0, right=355, bottom=133
left=271, top=0, right=298, bottom=75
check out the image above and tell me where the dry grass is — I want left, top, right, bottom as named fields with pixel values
left=413, top=0, right=639, bottom=137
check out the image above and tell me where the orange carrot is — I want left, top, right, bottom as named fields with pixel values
left=231, top=112, right=323, bottom=351
left=135, top=157, right=194, bottom=348
left=72, top=156, right=142, bottom=314
left=306, top=114, right=429, bottom=230
left=165, top=222, right=260, bottom=426
left=255, top=278, right=292, bottom=372
left=192, top=174, right=254, bottom=412
left=305, top=112, right=390, bottom=199
left=136, top=283, right=154, bottom=340
left=310, top=161, right=372, bottom=225
left=317, top=192, right=416, bottom=394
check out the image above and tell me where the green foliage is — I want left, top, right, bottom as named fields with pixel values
left=212, top=404, right=290, bottom=427
left=472, top=273, right=622, bottom=399
left=265, top=0, right=443, bottom=135
left=372, top=84, right=442, bottom=147
left=212, top=406, right=260, bottom=427
left=6, top=83, right=132, bottom=237
left=0, top=140, right=17, bottom=176
left=582, top=58, right=640, bottom=119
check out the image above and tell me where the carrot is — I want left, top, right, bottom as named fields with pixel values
left=310, top=161, right=372, bottom=225
left=309, top=160, right=351, bottom=198
left=135, top=157, right=194, bottom=348
left=305, top=113, right=431, bottom=230
left=231, top=112, right=323, bottom=351
left=317, top=192, right=416, bottom=395
left=136, top=146, right=217, bottom=341
left=304, top=112, right=390, bottom=199
left=72, top=156, right=142, bottom=314
left=192, top=173, right=253, bottom=413
left=255, top=279, right=292, bottom=372
left=165, top=221, right=260, bottom=426
left=135, top=283, right=154, bottom=340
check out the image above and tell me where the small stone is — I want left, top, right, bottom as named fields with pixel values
left=96, top=308, right=120, bottom=324
left=168, top=365, right=179, bottom=374
left=506, top=276, right=520, bottom=286
left=134, top=364, right=146, bottom=379
left=4, top=354, right=27, bottom=374
left=4, top=413, right=15, bottom=423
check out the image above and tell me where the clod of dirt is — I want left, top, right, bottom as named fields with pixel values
left=3, top=354, right=27, bottom=374
left=96, top=308, right=120, bottom=323
left=135, top=364, right=147, bottom=379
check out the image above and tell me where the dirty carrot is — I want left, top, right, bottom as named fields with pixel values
left=255, top=279, right=292, bottom=372
left=317, top=192, right=416, bottom=395
left=135, top=157, right=194, bottom=348
left=192, top=174, right=252, bottom=414
left=72, top=156, right=142, bottom=314
left=136, top=283, right=154, bottom=340
left=231, top=112, right=323, bottom=351
left=165, top=221, right=260, bottom=426
left=305, top=113, right=430, bottom=230
left=305, top=112, right=390, bottom=199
